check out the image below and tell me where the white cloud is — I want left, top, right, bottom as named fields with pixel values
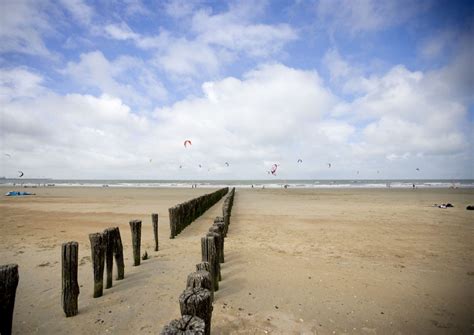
left=316, top=0, right=428, bottom=35
left=102, top=2, right=297, bottom=77
left=1, top=55, right=471, bottom=179
left=164, top=0, right=199, bottom=18
left=0, top=64, right=342, bottom=178
left=153, top=38, right=222, bottom=76
left=0, top=68, right=45, bottom=103
left=0, top=1, right=53, bottom=56
left=191, top=6, right=297, bottom=57
left=323, top=49, right=378, bottom=95
left=62, top=51, right=167, bottom=108
left=327, top=50, right=470, bottom=159
left=122, top=0, right=151, bottom=17
left=59, top=0, right=94, bottom=25
left=104, top=22, right=140, bottom=40
left=419, top=30, right=456, bottom=59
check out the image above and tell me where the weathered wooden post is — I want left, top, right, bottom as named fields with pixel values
left=112, top=227, right=125, bottom=280
left=0, top=264, right=19, bottom=335
left=161, top=315, right=205, bottom=335
left=210, top=225, right=224, bottom=263
left=201, top=235, right=219, bottom=291
left=214, top=216, right=226, bottom=238
left=61, top=242, right=79, bottom=317
left=152, top=213, right=159, bottom=251
left=89, top=232, right=105, bottom=298
left=169, top=207, right=176, bottom=239
left=206, top=232, right=221, bottom=281
left=187, top=270, right=213, bottom=302
left=103, top=228, right=115, bottom=289
left=129, top=220, right=142, bottom=266
left=179, top=288, right=213, bottom=335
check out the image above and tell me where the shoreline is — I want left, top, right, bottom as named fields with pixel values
left=2, top=181, right=473, bottom=190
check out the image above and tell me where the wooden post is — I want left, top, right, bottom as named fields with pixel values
left=152, top=213, right=159, bottom=251
left=103, top=228, right=115, bottom=289
left=129, top=220, right=142, bottom=266
left=169, top=207, right=176, bottom=239
left=61, top=242, right=79, bottom=317
left=209, top=225, right=224, bottom=263
left=206, top=235, right=219, bottom=291
left=0, top=264, right=19, bottom=335
left=187, top=270, right=213, bottom=302
left=179, top=288, right=213, bottom=335
left=89, top=232, right=105, bottom=298
left=206, top=232, right=221, bottom=281
left=112, top=227, right=125, bottom=280
left=161, top=315, right=205, bottom=334
left=214, top=216, right=226, bottom=238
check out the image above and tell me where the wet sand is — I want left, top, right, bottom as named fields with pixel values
left=0, top=186, right=473, bottom=334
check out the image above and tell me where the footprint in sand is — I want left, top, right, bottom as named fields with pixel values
left=79, top=256, right=91, bottom=266
left=37, top=261, right=52, bottom=267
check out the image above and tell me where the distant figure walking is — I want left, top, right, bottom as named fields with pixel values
left=412, top=184, right=415, bottom=189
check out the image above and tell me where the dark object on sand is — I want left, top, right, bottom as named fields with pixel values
left=142, top=250, right=148, bottom=260
left=179, top=288, right=213, bottom=335
left=89, top=232, right=105, bottom=298
left=161, top=315, right=205, bottom=335
left=5, top=191, right=35, bottom=196
left=467, top=205, right=474, bottom=210
left=62, top=241, right=79, bottom=317
left=129, top=220, right=142, bottom=266
left=0, top=264, right=19, bottom=335
left=434, top=203, right=454, bottom=209
left=152, top=213, right=159, bottom=251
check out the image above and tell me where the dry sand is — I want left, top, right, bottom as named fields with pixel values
left=0, top=186, right=473, bottom=334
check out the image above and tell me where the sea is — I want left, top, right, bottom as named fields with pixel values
left=1, top=178, right=473, bottom=189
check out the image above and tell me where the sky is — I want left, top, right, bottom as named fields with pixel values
left=0, top=0, right=473, bottom=180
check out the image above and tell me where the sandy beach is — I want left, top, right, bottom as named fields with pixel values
left=0, top=186, right=473, bottom=334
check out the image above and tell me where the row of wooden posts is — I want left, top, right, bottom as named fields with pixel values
left=161, top=188, right=235, bottom=334
left=62, top=214, right=160, bottom=316
left=0, top=213, right=160, bottom=335
left=169, top=187, right=229, bottom=239
left=0, top=188, right=233, bottom=335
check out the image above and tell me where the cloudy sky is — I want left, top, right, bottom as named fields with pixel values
left=0, top=0, right=472, bottom=180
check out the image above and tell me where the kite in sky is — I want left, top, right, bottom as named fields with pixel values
left=270, top=164, right=278, bottom=176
